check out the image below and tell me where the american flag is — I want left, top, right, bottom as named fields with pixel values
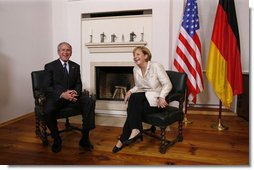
left=173, top=0, right=204, bottom=103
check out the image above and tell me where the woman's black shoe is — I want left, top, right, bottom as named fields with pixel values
left=123, top=133, right=143, bottom=145
left=112, top=145, right=123, bottom=153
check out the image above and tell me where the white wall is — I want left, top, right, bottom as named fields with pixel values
left=0, top=0, right=53, bottom=123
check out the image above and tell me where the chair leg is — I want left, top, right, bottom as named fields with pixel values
left=159, top=127, right=178, bottom=154
left=144, top=125, right=180, bottom=154
left=150, top=125, right=156, bottom=133
left=57, top=117, right=82, bottom=134
left=177, top=120, right=183, bottom=142
left=35, top=114, right=41, bottom=137
left=41, top=121, right=48, bottom=146
left=143, top=125, right=156, bottom=134
left=65, top=118, right=70, bottom=128
left=159, top=127, right=167, bottom=154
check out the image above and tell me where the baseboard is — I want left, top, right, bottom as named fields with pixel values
left=187, top=107, right=236, bottom=116
left=0, top=112, right=34, bottom=128
left=0, top=108, right=237, bottom=128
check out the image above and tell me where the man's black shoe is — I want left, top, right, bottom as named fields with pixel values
left=79, top=137, right=94, bottom=151
left=52, top=137, right=62, bottom=153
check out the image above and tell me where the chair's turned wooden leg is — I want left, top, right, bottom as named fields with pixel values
left=151, top=125, right=156, bottom=133
left=35, top=114, right=40, bottom=137
left=143, top=125, right=156, bottom=135
left=177, top=120, right=183, bottom=142
left=159, top=127, right=167, bottom=154
left=65, top=118, right=70, bottom=128
left=41, top=121, right=48, bottom=146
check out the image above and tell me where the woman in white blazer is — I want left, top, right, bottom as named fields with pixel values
left=112, top=46, right=173, bottom=153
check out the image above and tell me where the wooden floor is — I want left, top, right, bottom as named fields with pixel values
left=0, top=113, right=249, bottom=165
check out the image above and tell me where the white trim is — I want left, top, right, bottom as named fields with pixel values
left=85, top=42, right=147, bottom=53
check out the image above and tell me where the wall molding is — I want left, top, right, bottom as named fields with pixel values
left=85, top=41, right=147, bottom=53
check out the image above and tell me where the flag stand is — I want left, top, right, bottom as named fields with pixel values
left=182, top=90, right=192, bottom=125
left=211, top=100, right=228, bottom=131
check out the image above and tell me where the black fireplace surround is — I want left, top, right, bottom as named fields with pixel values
left=95, top=66, right=134, bottom=100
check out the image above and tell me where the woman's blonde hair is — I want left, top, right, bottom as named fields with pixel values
left=133, top=46, right=152, bottom=61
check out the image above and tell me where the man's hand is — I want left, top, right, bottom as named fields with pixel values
left=61, top=90, right=78, bottom=102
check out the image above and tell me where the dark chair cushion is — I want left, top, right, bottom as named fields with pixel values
left=143, top=106, right=184, bottom=127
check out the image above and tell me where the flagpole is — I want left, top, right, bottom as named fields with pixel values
left=183, top=89, right=192, bottom=125
left=211, top=100, right=228, bottom=131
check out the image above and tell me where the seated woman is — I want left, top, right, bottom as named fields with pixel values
left=112, top=46, right=172, bottom=153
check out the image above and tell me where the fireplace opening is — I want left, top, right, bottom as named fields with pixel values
left=96, top=66, right=134, bottom=101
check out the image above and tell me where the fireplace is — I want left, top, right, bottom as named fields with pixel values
left=95, top=66, right=134, bottom=101
left=81, top=10, right=152, bottom=115
left=89, top=62, right=134, bottom=115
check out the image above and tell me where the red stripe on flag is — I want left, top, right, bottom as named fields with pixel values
left=192, top=33, right=203, bottom=82
left=174, top=57, right=197, bottom=97
left=176, top=46, right=196, bottom=79
left=178, top=32, right=204, bottom=94
left=173, top=0, right=204, bottom=103
left=193, top=33, right=201, bottom=53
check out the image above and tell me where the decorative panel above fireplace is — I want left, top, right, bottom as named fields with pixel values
left=82, top=10, right=152, bottom=52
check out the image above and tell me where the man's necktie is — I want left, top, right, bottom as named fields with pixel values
left=63, top=63, right=69, bottom=77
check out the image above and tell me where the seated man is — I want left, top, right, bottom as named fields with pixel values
left=43, top=42, right=95, bottom=153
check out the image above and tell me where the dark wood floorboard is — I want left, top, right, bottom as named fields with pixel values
left=0, top=113, right=249, bottom=165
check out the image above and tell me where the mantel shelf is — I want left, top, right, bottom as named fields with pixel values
left=85, top=41, right=147, bottom=53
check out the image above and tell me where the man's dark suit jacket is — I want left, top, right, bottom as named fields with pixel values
left=43, top=59, right=82, bottom=101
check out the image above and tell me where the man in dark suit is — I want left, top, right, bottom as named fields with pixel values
left=43, top=42, right=95, bottom=153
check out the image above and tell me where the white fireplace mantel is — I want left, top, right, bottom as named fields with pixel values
left=85, top=41, right=147, bottom=53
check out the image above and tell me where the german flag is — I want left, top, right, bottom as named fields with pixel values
left=206, top=0, right=243, bottom=108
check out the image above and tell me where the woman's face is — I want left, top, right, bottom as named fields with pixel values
left=133, top=49, right=148, bottom=66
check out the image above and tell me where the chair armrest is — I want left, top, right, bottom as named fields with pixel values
left=166, top=93, right=184, bottom=103
left=83, top=89, right=96, bottom=101
left=83, top=89, right=90, bottom=97
left=38, top=95, right=46, bottom=105
left=34, top=90, right=46, bottom=105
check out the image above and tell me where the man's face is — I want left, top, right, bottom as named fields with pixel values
left=58, top=43, right=72, bottom=62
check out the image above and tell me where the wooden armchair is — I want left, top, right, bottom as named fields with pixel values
left=31, top=70, right=92, bottom=146
left=143, top=71, right=187, bottom=154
